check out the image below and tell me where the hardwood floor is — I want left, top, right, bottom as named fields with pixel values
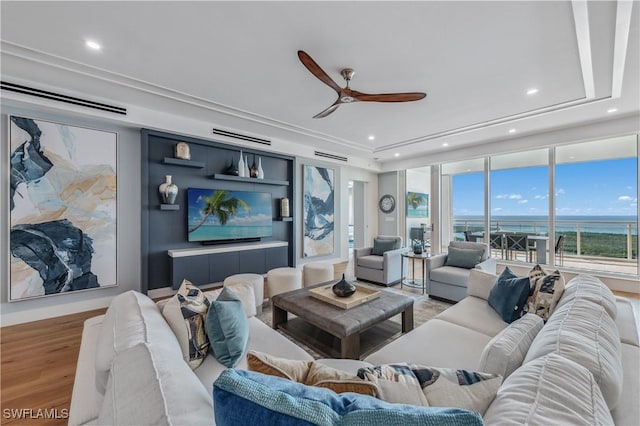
left=0, top=260, right=637, bottom=425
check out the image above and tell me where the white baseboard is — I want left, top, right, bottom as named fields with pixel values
left=0, top=296, right=113, bottom=327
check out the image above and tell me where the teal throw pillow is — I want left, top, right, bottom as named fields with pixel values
left=213, top=369, right=484, bottom=426
left=371, top=238, right=398, bottom=256
left=444, top=246, right=484, bottom=269
left=205, top=287, right=248, bottom=367
left=488, top=267, right=531, bottom=323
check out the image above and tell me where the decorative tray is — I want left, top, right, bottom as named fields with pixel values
left=308, top=284, right=381, bottom=309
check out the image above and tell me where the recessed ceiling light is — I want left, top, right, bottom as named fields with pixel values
left=442, top=143, right=449, bottom=147
left=394, top=153, right=400, bottom=157
left=508, top=128, right=516, bottom=134
left=526, top=88, right=538, bottom=95
left=607, top=108, right=618, bottom=113
left=569, top=156, right=575, bottom=160
left=85, top=40, right=102, bottom=50
left=368, top=135, right=375, bottom=141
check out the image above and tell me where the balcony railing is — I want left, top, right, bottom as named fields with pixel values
left=453, top=218, right=638, bottom=274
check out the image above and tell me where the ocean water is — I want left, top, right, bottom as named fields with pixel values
left=454, top=215, right=637, bottom=235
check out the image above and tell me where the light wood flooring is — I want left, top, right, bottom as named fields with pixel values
left=1, top=259, right=637, bottom=425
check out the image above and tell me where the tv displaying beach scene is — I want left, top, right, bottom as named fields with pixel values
left=187, top=188, right=272, bottom=242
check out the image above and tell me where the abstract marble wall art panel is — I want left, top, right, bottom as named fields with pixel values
left=9, top=116, right=117, bottom=301
left=303, top=165, right=334, bottom=257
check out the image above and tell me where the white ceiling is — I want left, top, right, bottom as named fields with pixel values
left=1, top=1, right=638, bottom=166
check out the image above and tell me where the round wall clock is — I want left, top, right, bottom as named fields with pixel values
left=379, top=194, right=396, bottom=213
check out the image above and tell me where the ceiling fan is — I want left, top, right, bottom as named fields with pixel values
left=297, top=50, right=427, bottom=119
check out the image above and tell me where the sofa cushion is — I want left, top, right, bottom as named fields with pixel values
left=484, top=353, right=613, bottom=426
left=94, top=291, right=182, bottom=394
left=615, top=297, right=640, bottom=346
left=611, top=343, right=640, bottom=426
left=526, top=268, right=565, bottom=321
left=488, top=267, right=530, bottom=323
left=364, top=318, right=492, bottom=370
left=213, top=369, right=484, bottom=426
left=467, top=269, right=498, bottom=300
left=478, top=313, right=543, bottom=379
left=205, top=287, right=249, bottom=368
left=444, top=246, right=484, bottom=269
left=435, top=296, right=508, bottom=337
left=371, top=238, right=398, bottom=255
left=524, top=298, right=623, bottom=409
left=430, top=266, right=471, bottom=288
left=193, top=317, right=313, bottom=392
left=204, top=281, right=257, bottom=318
left=357, top=364, right=502, bottom=415
left=357, top=254, right=384, bottom=270
left=98, top=342, right=213, bottom=426
left=555, top=274, right=617, bottom=319
left=162, top=279, right=211, bottom=369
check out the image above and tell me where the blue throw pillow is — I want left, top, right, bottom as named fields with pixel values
left=444, top=246, right=484, bottom=269
left=213, top=369, right=484, bottom=426
left=371, top=238, right=398, bottom=256
left=488, top=267, right=531, bottom=323
left=205, top=287, right=248, bottom=367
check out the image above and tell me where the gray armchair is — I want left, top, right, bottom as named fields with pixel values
left=426, top=241, right=496, bottom=302
left=354, top=236, right=406, bottom=286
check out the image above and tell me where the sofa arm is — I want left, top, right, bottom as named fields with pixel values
left=426, top=253, right=447, bottom=270
left=354, top=247, right=373, bottom=260
left=467, top=269, right=497, bottom=300
left=383, top=247, right=407, bottom=283
left=475, top=257, right=496, bottom=274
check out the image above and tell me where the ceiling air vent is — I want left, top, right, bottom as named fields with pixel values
left=212, top=128, right=271, bottom=146
left=1, top=81, right=127, bottom=115
left=314, top=151, right=348, bottom=162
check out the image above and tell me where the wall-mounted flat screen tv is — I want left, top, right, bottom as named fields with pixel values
left=187, top=188, right=273, bottom=242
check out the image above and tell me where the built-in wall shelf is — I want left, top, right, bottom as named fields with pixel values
left=160, top=204, right=180, bottom=211
left=212, top=174, right=289, bottom=186
left=162, top=157, right=205, bottom=168
left=276, top=217, right=293, bottom=222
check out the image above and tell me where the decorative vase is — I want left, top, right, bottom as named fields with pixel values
left=250, top=156, right=259, bottom=178
left=244, top=155, right=250, bottom=178
left=174, top=142, right=191, bottom=160
left=257, top=157, right=264, bottom=179
left=413, top=242, right=423, bottom=255
left=332, top=273, right=356, bottom=298
left=159, top=175, right=178, bottom=204
left=280, top=197, right=290, bottom=217
left=238, top=151, right=245, bottom=177
left=226, top=156, right=239, bottom=176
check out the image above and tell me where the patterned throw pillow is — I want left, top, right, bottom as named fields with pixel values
left=162, top=279, right=210, bottom=369
left=247, top=350, right=378, bottom=397
left=358, top=364, right=502, bottom=415
left=526, top=264, right=565, bottom=321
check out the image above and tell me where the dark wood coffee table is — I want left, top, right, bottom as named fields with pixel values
left=271, top=282, right=414, bottom=359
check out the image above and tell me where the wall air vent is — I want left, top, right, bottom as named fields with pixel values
left=212, top=128, right=271, bottom=146
left=1, top=81, right=127, bottom=115
left=314, top=151, right=348, bottom=162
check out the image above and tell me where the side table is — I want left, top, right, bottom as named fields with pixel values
left=401, top=251, right=430, bottom=295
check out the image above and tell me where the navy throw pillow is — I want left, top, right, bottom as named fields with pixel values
left=488, top=267, right=531, bottom=323
left=371, top=238, right=397, bottom=256
left=213, top=369, right=484, bottom=426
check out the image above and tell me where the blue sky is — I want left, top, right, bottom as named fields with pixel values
left=453, top=158, right=637, bottom=217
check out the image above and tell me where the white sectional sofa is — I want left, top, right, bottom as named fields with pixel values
left=69, top=272, right=639, bottom=425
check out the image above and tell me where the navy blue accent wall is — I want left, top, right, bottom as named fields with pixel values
left=141, top=129, right=295, bottom=292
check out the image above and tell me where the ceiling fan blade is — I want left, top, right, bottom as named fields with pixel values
left=354, top=92, right=427, bottom=103
left=298, top=50, right=342, bottom=95
left=313, top=102, right=341, bottom=119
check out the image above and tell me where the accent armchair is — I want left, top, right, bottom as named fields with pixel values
left=425, top=241, right=496, bottom=302
left=354, top=236, right=406, bottom=286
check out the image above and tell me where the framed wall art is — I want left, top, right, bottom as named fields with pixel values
left=406, top=191, right=429, bottom=218
left=303, top=165, right=334, bottom=257
left=8, top=116, right=117, bottom=301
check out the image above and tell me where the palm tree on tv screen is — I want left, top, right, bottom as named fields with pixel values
left=407, top=192, right=426, bottom=210
left=188, top=190, right=249, bottom=233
